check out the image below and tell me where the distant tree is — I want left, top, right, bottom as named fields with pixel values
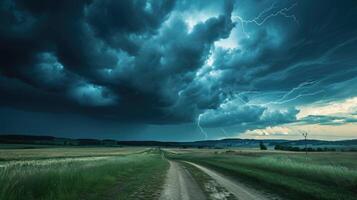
left=274, top=144, right=282, bottom=150
left=260, top=142, right=267, bottom=150
left=292, top=147, right=300, bottom=151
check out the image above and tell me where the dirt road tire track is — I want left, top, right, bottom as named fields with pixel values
left=160, top=160, right=206, bottom=200
left=185, top=161, right=273, bottom=200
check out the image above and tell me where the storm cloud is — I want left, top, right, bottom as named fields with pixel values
left=1, top=0, right=356, bottom=140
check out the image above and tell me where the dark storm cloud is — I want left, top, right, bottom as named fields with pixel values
left=86, top=0, right=176, bottom=54
left=199, top=98, right=299, bottom=128
left=0, top=0, right=233, bottom=122
left=0, top=0, right=357, bottom=139
left=194, top=0, right=357, bottom=130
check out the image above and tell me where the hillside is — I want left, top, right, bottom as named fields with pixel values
left=1, top=134, right=356, bottom=149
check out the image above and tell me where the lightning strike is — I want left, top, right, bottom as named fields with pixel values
left=270, top=80, right=320, bottom=104
left=221, top=128, right=228, bottom=137
left=232, top=80, right=325, bottom=107
left=232, top=2, right=298, bottom=37
left=197, top=114, right=208, bottom=139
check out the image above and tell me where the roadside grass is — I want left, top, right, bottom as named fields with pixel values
left=166, top=150, right=357, bottom=200
left=0, top=148, right=168, bottom=200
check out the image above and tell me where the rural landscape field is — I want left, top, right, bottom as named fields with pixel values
left=1, top=0, right=357, bottom=199
left=0, top=147, right=167, bottom=200
left=0, top=142, right=356, bottom=200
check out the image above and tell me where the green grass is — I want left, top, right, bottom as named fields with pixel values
left=166, top=149, right=357, bottom=200
left=0, top=148, right=168, bottom=200
left=0, top=146, right=147, bottom=161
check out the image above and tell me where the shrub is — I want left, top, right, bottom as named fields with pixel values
left=260, top=142, right=267, bottom=150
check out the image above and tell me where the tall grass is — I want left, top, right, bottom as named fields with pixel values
left=167, top=151, right=357, bottom=200
left=217, top=155, right=357, bottom=188
left=0, top=150, right=168, bottom=200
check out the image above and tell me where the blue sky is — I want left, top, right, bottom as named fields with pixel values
left=0, top=0, right=356, bottom=141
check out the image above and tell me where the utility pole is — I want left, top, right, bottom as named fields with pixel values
left=301, top=131, right=308, bottom=156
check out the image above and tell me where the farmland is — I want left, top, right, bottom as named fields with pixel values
left=0, top=147, right=168, bottom=200
left=166, top=149, right=357, bottom=200
left=0, top=146, right=356, bottom=200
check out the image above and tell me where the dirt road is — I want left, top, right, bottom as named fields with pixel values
left=185, top=161, right=273, bottom=200
left=159, top=160, right=206, bottom=200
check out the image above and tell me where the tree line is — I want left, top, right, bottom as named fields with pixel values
left=274, top=145, right=336, bottom=152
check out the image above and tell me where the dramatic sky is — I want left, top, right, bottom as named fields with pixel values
left=1, top=0, right=357, bottom=141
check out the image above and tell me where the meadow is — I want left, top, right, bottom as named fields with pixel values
left=1, top=145, right=356, bottom=200
left=0, top=147, right=168, bottom=200
left=0, top=146, right=146, bottom=161
left=166, top=149, right=357, bottom=200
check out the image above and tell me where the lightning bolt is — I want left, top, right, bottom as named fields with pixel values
left=197, top=114, right=208, bottom=139
left=233, top=80, right=325, bottom=106
left=232, top=2, right=298, bottom=37
left=264, top=80, right=325, bottom=105
left=195, top=81, right=324, bottom=137
left=221, top=128, right=228, bottom=138
left=269, top=90, right=325, bottom=105
left=266, top=80, right=320, bottom=105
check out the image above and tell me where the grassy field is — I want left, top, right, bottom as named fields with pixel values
left=166, top=149, right=357, bottom=200
left=0, top=146, right=147, bottom=161
left=2, top=146, right=356, bottom=200
left=0, top=147, right=168, bottom=200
